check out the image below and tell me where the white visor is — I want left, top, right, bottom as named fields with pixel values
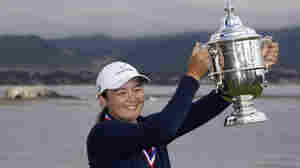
left=96, top=61, right=150, bottom=95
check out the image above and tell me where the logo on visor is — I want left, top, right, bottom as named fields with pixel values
left=115, top=68, right=134, bottom=75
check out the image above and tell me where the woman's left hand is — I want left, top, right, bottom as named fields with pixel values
left=262, top=39, right=279, bottom=69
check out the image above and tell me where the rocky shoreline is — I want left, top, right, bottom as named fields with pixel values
left=0, top=69, right=184, bottom=85
left=0, top=65, right=300, bottom=85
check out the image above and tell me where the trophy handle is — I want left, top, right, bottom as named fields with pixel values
left=260, top=35, right=273, bottom=87
left=261, top=35, right=273, bottom=71
left=207, top=43, right=224, bottom=90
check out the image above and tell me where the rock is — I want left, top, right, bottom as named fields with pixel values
left=4, top=86, right=80, bottom=100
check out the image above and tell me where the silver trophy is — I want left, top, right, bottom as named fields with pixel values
left=206, top=0, right=270, bottom=127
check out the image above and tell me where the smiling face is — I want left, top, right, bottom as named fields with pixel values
left=99, top=77, right=145, bottom=123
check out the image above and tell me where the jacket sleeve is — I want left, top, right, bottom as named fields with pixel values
left=170, top=90, right=231, bottom=141
left=87, top=75, right=199, bottom=159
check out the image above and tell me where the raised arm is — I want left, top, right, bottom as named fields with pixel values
left=173, top=90, right=230, bottom=139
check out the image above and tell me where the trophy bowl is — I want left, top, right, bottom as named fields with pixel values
left=207, top=0, right=269, bottom=127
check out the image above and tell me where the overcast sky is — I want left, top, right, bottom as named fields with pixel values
left=0, top=0, right=298, bottom=38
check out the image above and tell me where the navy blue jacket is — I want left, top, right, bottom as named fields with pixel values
left=87, top=76, right=230, bottom=168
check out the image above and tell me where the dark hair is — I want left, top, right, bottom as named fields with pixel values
left=101, top=91, right=107, bottom=98
left=96, top=90, right=108, bottom=124
left=96, top=107, right=108, bottom=123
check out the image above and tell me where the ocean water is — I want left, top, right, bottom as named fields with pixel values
left=1, top=85, right=300, bottom=168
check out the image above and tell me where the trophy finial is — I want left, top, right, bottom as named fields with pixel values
left=225, top=0, right=234, bottom=14
left=208, top=0, right=259, bottom=43
left=224, top=0, right=235, bottom=27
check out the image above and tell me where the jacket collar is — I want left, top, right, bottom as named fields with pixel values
left=103, top=110, right=144, bottom=123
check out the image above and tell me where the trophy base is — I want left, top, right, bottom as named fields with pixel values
left=224, top=111, right=268, bottom=127
left=224, top=95, right=268, bottom=127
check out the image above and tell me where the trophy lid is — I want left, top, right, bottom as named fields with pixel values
left=208, top=0, right=261, bottom=44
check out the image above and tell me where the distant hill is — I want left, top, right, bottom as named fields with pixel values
left=48, top=32, right=210, bottom=73
left=0, top=27, right=299, bottom=74
left=0, top=34, right=88, bottom=66
left=48, top=28, right=300, bottom=73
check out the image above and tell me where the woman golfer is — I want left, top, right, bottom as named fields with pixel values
left=87, top=41, right=278, bottom=168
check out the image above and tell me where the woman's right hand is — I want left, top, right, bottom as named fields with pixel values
left=186, top=42, right=211, bottom=81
